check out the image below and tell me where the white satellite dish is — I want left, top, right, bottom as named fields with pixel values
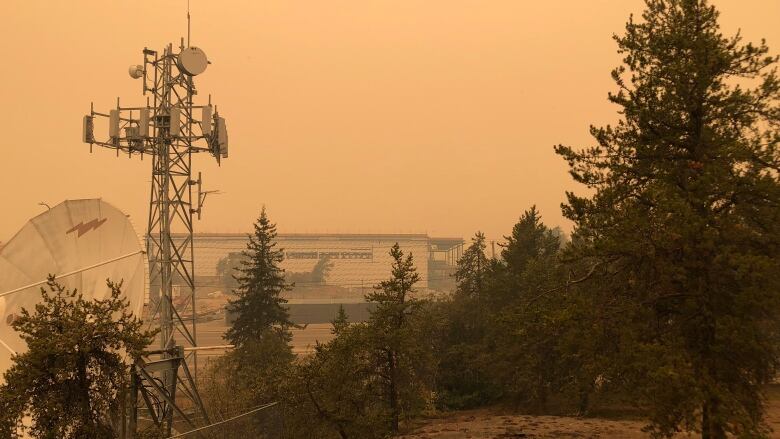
left=177, top=46, right=208, bottom=76
left=0, top=199, right=147, bottom=384
left=128, top=64, right=144, bottom=79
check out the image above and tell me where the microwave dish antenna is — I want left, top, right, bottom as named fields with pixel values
left=128, top=64, right=144, bottom=79
left=0, top=199, right=147, bottom=384
left=178, top=46, right=208, bottom=76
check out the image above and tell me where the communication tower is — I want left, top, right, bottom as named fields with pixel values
left=82, top=37, right=228, bottom=436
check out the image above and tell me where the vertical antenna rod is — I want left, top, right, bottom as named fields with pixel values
left=187, top=0, right=191, bottom=46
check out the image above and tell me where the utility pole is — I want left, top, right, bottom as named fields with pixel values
left=82, top=38, right=228, bottom=436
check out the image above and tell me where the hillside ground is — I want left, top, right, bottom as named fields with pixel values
left=398, top=386, right=780, bottom=438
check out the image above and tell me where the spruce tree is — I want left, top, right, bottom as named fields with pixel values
left=556, top=0, right=780, bottom=436
left=226, top=207, right=294, bottom=348
left=0, top=278, right=153, bottom=439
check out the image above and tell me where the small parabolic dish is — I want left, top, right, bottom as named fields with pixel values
left=128, top=64, right=144, bottom=79
left=0, top=199, right=147, bottom=384
left=177, top=46, right=208, bottom=76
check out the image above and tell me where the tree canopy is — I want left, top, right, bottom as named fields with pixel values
left=0, top=278, right=153, bottom=439
left=555, top=0, right=780, bottom=436
left=226, top=207, right=294, bottom=348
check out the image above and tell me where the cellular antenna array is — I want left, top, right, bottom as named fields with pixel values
left=82, top=32, right=229, bottom=435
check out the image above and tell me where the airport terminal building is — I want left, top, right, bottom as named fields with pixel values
left=191, top=233, right=464, bottom=293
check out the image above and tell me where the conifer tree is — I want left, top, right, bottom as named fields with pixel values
left=438, top=232, right=500, bottom=409
left=454, top=232, right=490, bottom=299
left=279, top=245, right=432, bottom=438
left=281, top=320, right=389, bottom=439
left=501, top=206, right=561, bottom=277
left=0, top=278, right=153, bottom=439
left=365, top=243, right=424, bottom=434
left=226, top=207, right=293, bottom=348
left=331, top=305, right=350, bottom=335
left=556, top=0, right=780, bottom=436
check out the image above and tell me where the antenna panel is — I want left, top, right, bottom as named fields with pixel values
left=170, top=107, right=181, bottom=137
left=109, top=110, right=120, bottom=139
left=82, top=115, right=94, bottom=143
left=201, top=105, right=212, bottom=136
left=217, top=117, right=228, bottom=158
left=139, top=109, right=150, bottom=137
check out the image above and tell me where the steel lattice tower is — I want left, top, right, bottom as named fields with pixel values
left=83, top=38, right=228, bottom=436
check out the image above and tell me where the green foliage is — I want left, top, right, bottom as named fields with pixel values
left=453, top=232, right=491, bottom=299
left=203, top=208, right=296, bottom=439
left=199, top=331, right=294, bottom=439
left=364, top=243, right=433, bottom=433
left=282, top=323, right=390, bottom=439
left=437, top=210, right=579, bottom=412
left=280, top=243, right=436, bottom=438
left=331, top=304, right=349, bottom=335
left=436, top=232, right=501, bottom=409
left=555, top=0, right=780, bottom=436
left=226, top=207, right=294, bottom=348
left=0, top=277, right=154, bottom=439
left=501, top=206, right=562, bottom=278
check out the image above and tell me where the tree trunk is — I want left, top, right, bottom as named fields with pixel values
left=77, top=354, right=95, bottom=435
left=702, top=398, right=726, bottom=439
left=388, top=350, right=399, bottom=433
left=535, top=377, right=548, bottom=412
left=578, top=389, right=590, bottom=417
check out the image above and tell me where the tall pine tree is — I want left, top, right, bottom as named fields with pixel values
left=556, top=0, right=780, bottom=436
left=226, top=207, right=294, bottom=348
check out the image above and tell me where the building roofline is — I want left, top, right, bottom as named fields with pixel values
left=185, top=232, right=437, bottom=240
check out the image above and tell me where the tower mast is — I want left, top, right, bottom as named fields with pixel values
left=83, top=38, right=228, bottom=436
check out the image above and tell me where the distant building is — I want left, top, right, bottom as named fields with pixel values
left=189, top=233, right=464, bottom=293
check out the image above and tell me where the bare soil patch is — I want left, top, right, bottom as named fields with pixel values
left=398, top=386, right=780, bottom=438
left=398, top=410, right=670, bottom=439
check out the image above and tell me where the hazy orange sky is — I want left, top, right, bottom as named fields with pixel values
left=1, top=1, right=778, bottom=244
